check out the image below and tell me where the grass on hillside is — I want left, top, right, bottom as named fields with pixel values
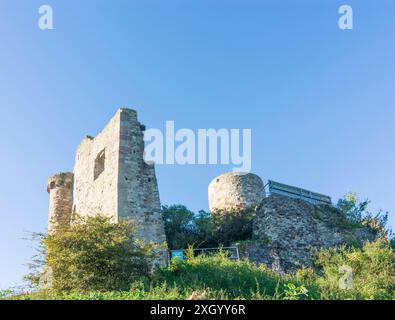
left=5, top=240, right=395, bottom=300
left=7, top=252, right=313, bottom=300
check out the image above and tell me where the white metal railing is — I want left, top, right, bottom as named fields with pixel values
left=266, top=180, right=332, bottom=205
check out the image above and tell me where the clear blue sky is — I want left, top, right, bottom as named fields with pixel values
left=1, top=0, right=394, bottom=289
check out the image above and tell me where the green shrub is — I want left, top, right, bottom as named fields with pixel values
left=295, top=267, right=316, bottom=282
left=336, top=193, right=369, bottom=225
left=314, top=239, right=395, bottom=299
left=283, top=283, right=309, bottom=300
left=31, top=214, right=156, bottom=292
left=336, top=193, right=392, bottom=239
left=0, top=289, right=15, bottom=300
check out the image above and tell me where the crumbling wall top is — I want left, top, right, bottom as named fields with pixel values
left=47, top=172, right=74, bottom=193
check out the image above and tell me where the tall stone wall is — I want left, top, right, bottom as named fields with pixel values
left=47, top=172, right=74, bottom=233
left=71, top=108, right=167, bottom=266
left=208, top=172, right=265, bottom=212
left=117, top=109, right=167, bottom=244
left=117, top=110, right=167, bottom=265
left=73, top=111, right=121, bottom=221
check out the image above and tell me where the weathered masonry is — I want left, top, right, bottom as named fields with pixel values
left=208, top=172, right=265, bottom=212
left=47, top=108, right=167, bottom=266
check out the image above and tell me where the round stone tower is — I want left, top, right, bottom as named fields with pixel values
left=208, top=172, right=265, bottom=212
left=47, top=172, right=74, bottom=233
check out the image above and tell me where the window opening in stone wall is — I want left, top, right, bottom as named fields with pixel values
left=94, top=149, right=105, bottom=180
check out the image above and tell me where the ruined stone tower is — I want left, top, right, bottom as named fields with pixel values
left=208, top=172, right=265, bottom=212
left=47, top=108, right=167, bottom=266
left=47, top=172, right=74, bottom=233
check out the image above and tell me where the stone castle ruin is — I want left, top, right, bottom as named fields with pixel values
left=47, top=108, right=167, bottom=265
left=47, top=108, right=375, bottom=273
left=208, top=172, right=376, bottom=273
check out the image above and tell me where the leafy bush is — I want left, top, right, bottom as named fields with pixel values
left=314, top=239, right=395, bottom=299
left=28, top=214, right=156, bottom=292
left=336, top=193, right=369, bottom=225
left=283, top=283, right=309, bottom=300
left=0, top=289, right=15, bottom=300
left=336, top=193, right=392, bottom=238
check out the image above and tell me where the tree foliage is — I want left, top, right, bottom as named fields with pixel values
left=208, top=208, right=255, bottom=246
left=336, top=192, right=369, bottom=224
left=161, top=205, right=202, bottom=250
left=336, top=192, right=393, bottom=241
left=162, top=205, right=255, bottom=249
